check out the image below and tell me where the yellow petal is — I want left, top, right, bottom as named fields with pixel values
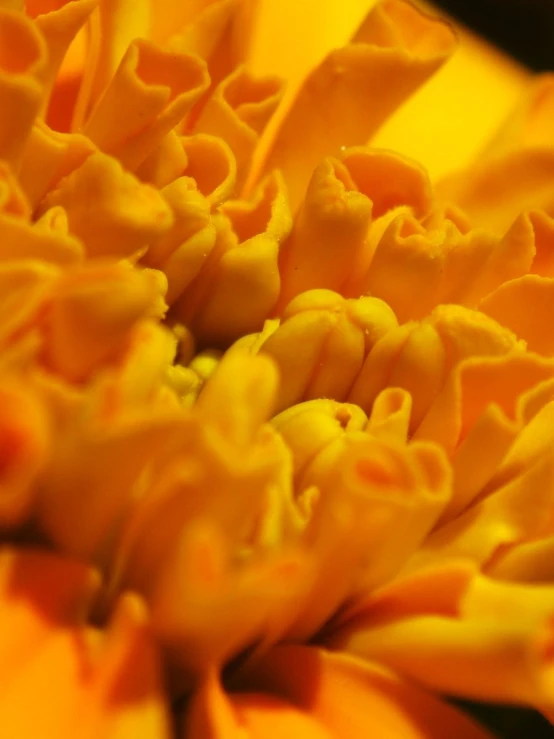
left=40, top=152, right=173, bottom=258
left=259, top=0, right=456, bottom=208
left=194, top=65, right=284, bottom=188
left=84, top=41, right=210, bottom=170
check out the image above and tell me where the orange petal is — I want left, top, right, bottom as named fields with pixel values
left=42, top=261, right=167, bottom=382
left=272, top=398, right=368, bottom=482
left=372, top=9, right=528, bottom=180
left=0, top=9, right=47, bottom=166
left=40, top=152, right=173, bottom=258
left=173, top=172, right=291, bottom=346
left=72, top=0, right=150, bottom=128
left=185, top=670, right=333, bottom=739
left=236, top=645, right=494, bottom=739
left=480, top=275, right=554, bottom=355
left=18, top=122, right=96, bottom=209
left=28, top=0, right=95, bottom=106
left=194, top=65, right=284, bottom=188
left=487, top=536, right=554, bottom=583
left=0, top=378, right=50, bottom=526
left=262, top=290, right=397, bottom=413
left=438, top=149, right=554, bottom=234
left=366, top=387, right=412, bottom=443
left=290, top=436, right=451, bottom=639
left=276, top=157, right=373, bottom=308
left=259, top=0, right=456, bottom=209
left=84, top=41, right=210, bottom=170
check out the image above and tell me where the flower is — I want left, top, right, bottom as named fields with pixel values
left=1, top=0, right=554, bottom=737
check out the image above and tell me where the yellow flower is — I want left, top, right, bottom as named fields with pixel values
left=1, top=0, right=554, bottom=737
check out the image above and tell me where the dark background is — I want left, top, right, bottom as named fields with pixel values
left=434, top=0, right=554, bottom=70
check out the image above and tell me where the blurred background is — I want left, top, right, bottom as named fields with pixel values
left=434, top=0, right=554, bottom=69
left=430, top=6, right=554, bottom=736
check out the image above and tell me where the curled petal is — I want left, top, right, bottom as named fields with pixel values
left=363, top=214, right=458, bottom=322
left=289, top=436, right=451, bottom=639
left=145, top=178, right=215, bottom=303
left=0, top=208, right=83, bottom=265
left=415, top=353, right=554, bottom=453
left=341, top=146, right=433, bottom=220
left=187, top=673, right=332, bottom=739
left=181, top=133, right=237, bottom=205
left=272, top=398, right=368, bottom=482
left=277, top=157, right=372, bottom=308
left=72, top=0, right=150, bottom=128
left=19, top=122, right=96, bottom=209
left=260, top=0, right=456, bottom=208
left=36, top=407, right=194, bottom=560
left=366, top=387, right=412, bottom=443
left=77, top=593, right=173, bottom=738
left=173, top=172, right=291, bottom=346
left=0, top=571, right=171, bottom=738
left=28, top=0, right=95, bottom=105
left=350, top=305, right=523, bottom=432
left=194, top=65, right=284, bottom=188
left=84, top=41, right=210, bottom=170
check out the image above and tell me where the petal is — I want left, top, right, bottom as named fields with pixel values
left=0, top=8, right=46, bottom=165
left=438, top=149, right=554, bottom=234
left=480, top=275, right=554, bottom=355
left=194, top=66, right=284, bottom=188
left=329, top=612, right=554, bottom=707
left=372, top=18, right=528, bottom=179
left=261, top=290, right=397, bottom=412
left=259, top=0, right=456, bottom=208
left=84, top=41, right=210, bottom=170
left=185, top=670, right=332, bottom=739
left=236, top=645, right=494, bottom=739
left=40, top=152, right=173, bottom=258
left=173, top=172, right=291, bottom=346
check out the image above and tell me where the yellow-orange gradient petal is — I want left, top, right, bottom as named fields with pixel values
left=258, top=0, right=456, bottom=208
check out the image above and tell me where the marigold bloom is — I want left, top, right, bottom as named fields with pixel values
left=0, top=0, right=554, bottom=737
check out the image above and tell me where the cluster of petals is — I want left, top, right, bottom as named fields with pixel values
left=1, top=0, right=554, bottom=736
